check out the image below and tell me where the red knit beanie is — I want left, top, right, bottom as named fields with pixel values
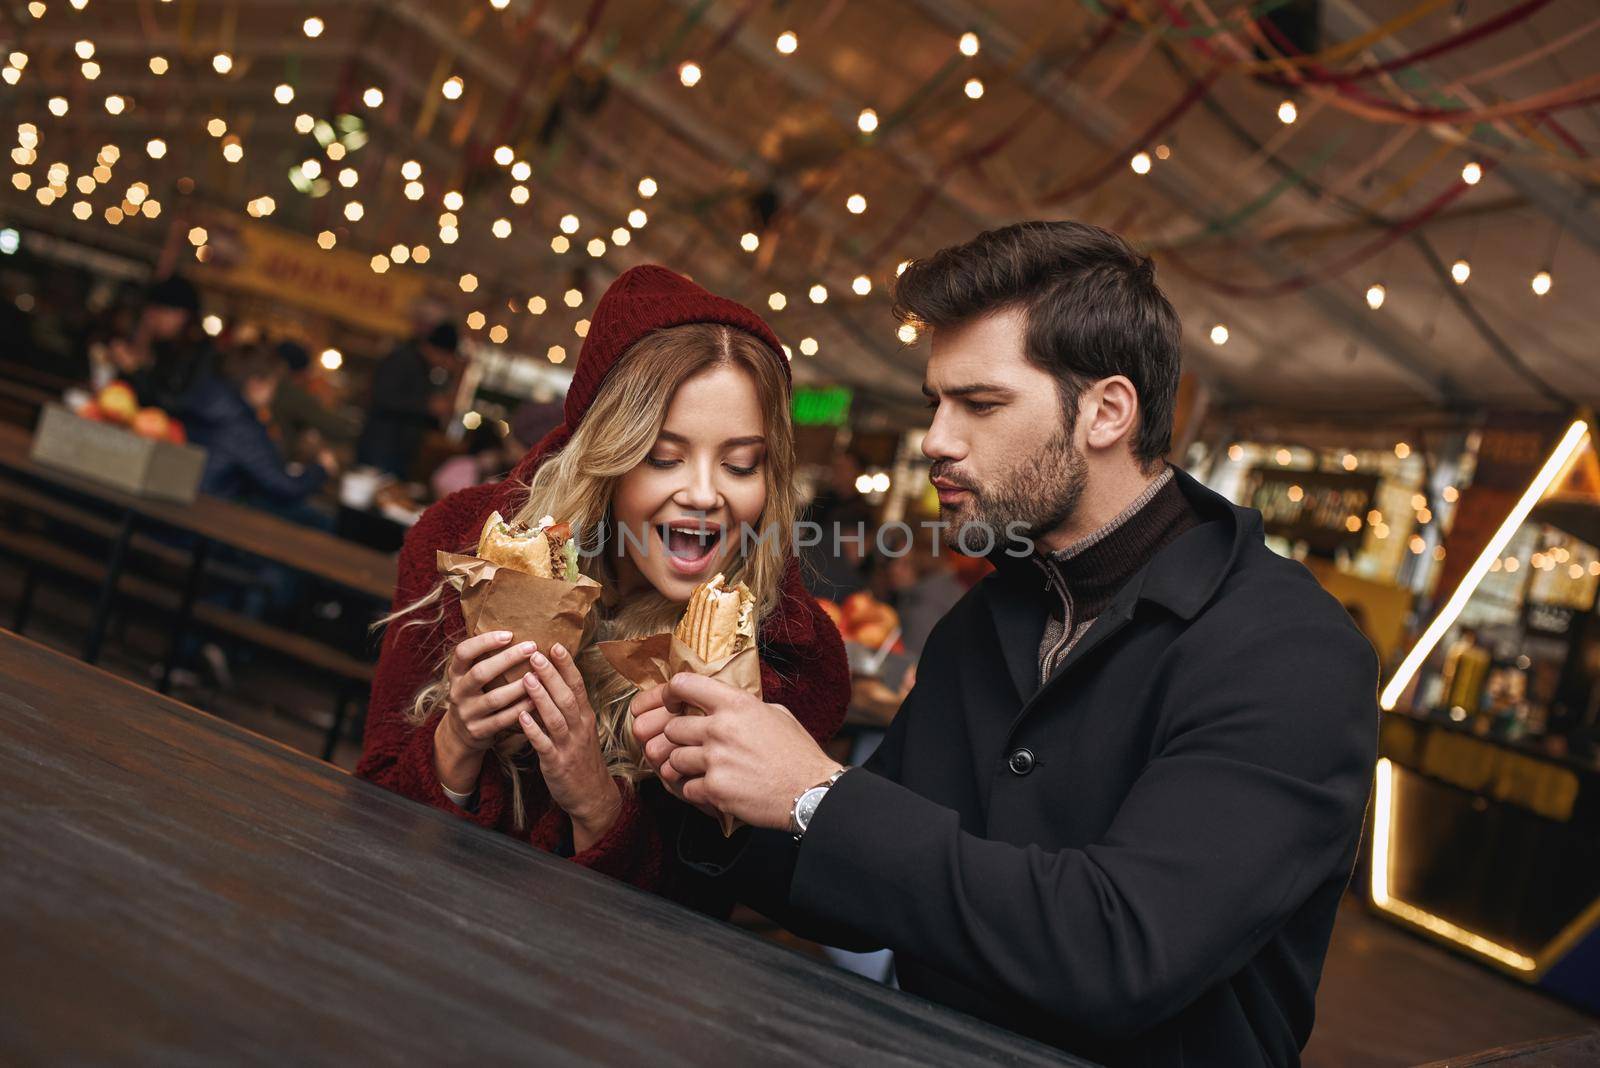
left=507, top=265, right=788, bottom=485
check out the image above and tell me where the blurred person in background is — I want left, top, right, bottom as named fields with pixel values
left=801, top=450, right=872, bottom=601
left=356, top=321, right=462, bottom=479
left=108, top=274, right=214, bottom=413
left=173, top=345, right=341, bottom=688
left=429, top=422, right=516, bottom=500
left=882, top=526, right=965, bottom=657
left=271, top=340, right=362, bottom=453
left=184, top=345, right=339, bottom=515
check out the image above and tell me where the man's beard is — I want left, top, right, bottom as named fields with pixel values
left=932, top=426, right=1087, bottom=555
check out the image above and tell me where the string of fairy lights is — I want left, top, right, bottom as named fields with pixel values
left=0, top=2, right=1579, bottom=374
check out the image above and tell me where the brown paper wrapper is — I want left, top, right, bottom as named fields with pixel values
left=598, top=632, right=762, bottom=836
left=436, top=551, right=603, bottom=690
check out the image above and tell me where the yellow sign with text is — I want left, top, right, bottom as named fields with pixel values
left=197, top=214, right=431, bottom=337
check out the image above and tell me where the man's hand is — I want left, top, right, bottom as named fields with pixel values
left=645, top=673, right=842, bottom=831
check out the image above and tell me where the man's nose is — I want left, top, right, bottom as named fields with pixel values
left=921, top=409, right=964, bottom=462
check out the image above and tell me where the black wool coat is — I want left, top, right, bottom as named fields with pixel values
left=687, top=469, right=1378, bottom=1068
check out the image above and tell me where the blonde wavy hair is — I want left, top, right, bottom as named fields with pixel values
left=383, top=323, right=799, bottom=828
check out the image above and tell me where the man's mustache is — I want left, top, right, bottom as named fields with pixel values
left=928, top=463, right=978, bottom=494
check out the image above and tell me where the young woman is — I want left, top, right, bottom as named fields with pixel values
left=358, top=266, right=850, bottom=891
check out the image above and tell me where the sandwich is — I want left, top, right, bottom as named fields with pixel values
left=477, top=512, right=580, bottom=582
left=674, top=573, right=756, bottom=662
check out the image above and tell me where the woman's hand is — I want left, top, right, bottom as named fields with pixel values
left=433, top=631, right=539, bottom=795
left=518, top=643, right=622, bottom=852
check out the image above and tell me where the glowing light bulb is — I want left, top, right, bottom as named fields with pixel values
left=443, top=191, right=464, bottom=211
left=1531, top=269, right=1552, bottom=296
left=964, top=78, right=984, bottom=99
left=628, top=208, right=648, bottom=227
left=768, top=292, right=787, bottom=311
left=1366, top=282, right=1386, bottom=309
left=637, top=177, right=657, bottom=198
left=274, top=84, right=295, bottom=105
left=959, top=32, right=980, bottom=56
left=1450, top=259, right=1470, bottom=285
left=799, top=337, right=819, bottom=356
left=846, top=193, right=867, bottom=214
left=1209, top=323, right=1229, bottom=345
left=1461, top=161, right=1482, bottom=185
left=493, top=218, right=513, bottom=239
left=852, top=275, right=871, bottom=295
left=809, top=284, right=828, bottom=304
left=1277, top=99, right=1297, bottom=124
left=441, top=75, right=464, bottom=100
left=511, top=160, right=531, bottom=181
left=858, top=108, right=879, bottom=133
left=740, top=232, right=759, bottom=252
left=1130, top=151, right=1152, bottom=175
left=559, top=213, right=579, bottom=234
left=362, top=87, right=384, bottom=108
left=303, top=17, right=324, bottom=37
left=897, top=323, right=919, bottom=344
left=212, top=52, right=234, bottom=75
left=679, top=61, right=702, bottom=87
left=776, top=31, right=797, bottom=54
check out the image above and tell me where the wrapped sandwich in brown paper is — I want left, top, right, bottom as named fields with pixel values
left=598, top=572, right=760, bottom=836
left=437, top=511, right=603, bottom=693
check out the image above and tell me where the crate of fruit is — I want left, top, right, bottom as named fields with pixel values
left=30, top=383, right=206, bottom=503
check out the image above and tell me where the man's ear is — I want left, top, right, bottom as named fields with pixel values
left=1081, top=376, right=1140, bottom=453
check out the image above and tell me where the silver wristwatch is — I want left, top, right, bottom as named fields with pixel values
left=790, top=767, right=849, bottom=840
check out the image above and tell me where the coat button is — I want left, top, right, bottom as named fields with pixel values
left=1007, top=748, right=1036, bottom=776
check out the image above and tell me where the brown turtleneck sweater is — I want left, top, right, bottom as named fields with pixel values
left=1035, top=467, right=1203, bottom=685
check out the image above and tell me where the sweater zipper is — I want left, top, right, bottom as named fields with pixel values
left=1036, top=557, right=1075, bottom=686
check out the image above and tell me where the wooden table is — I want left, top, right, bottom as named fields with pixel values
left=0, top=421, right=397, bottom=600
left=0, top=421, right=397, bottom=686
left=0, top=631, right=1076, bottom=1066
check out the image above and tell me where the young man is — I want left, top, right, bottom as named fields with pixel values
left=634, top=222, right=1377, bottom=1067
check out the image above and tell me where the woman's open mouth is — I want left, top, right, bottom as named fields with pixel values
left=658, top=521, right=724, bottom=575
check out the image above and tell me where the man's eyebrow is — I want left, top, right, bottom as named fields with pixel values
left=658, top=430, right=768, bottom=447
left=921, top=382, right=1017, bottom=399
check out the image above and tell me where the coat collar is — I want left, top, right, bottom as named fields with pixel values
left=982, top=467, right=1258, bottom=704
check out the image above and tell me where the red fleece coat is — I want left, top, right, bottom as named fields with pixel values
left=356, top=264, right=849, bottom=890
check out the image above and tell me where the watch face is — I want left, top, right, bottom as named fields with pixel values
left=796, top=787, right=826, bottom=831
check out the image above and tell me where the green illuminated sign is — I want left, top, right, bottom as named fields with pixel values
left=792, top=386, right=852, bottom=426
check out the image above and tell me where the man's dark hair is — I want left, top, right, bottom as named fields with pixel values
left=893, top=221, right=1182, bottom=465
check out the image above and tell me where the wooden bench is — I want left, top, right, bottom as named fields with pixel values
left=0, top=524, right=372, bottom=760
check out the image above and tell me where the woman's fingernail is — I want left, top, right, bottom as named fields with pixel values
left=518, top=642, right=535, bottom=654
left=552, top=644, right=567, bottom=659
left=532, top=652, right=549, bottom=668
left=496, top=631, right=513, bottom=642
left=520, top=711, right=534, bottom=726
